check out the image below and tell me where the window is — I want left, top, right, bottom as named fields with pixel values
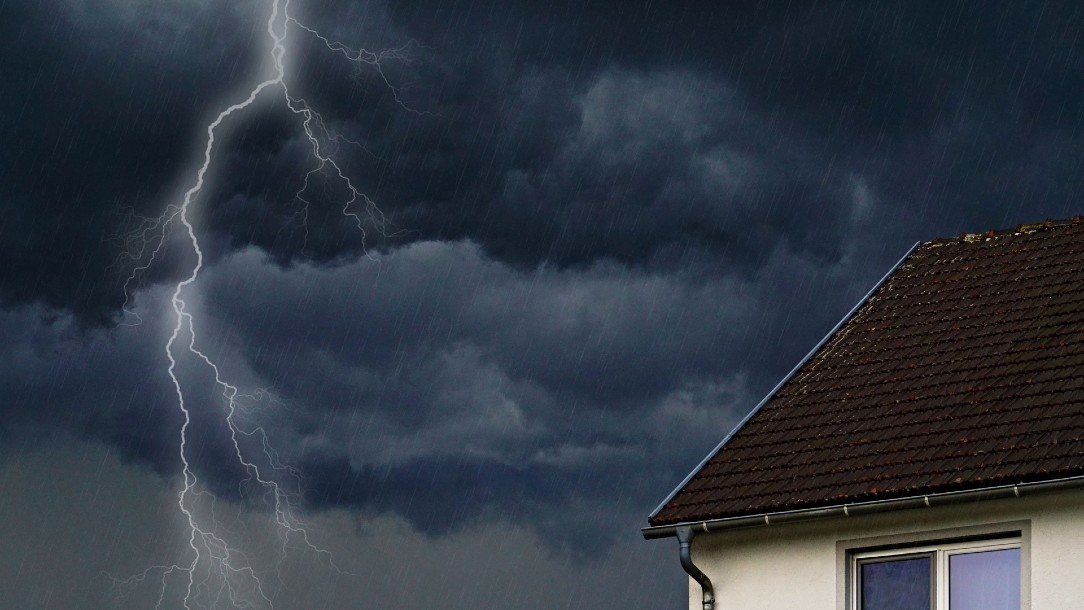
left=851, top=538, right=1020, bottom=610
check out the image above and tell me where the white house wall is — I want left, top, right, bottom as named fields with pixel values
left=686, top=489, right=1084, bottom=610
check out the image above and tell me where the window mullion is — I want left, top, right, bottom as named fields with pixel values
left=936, top=548, right=946, bottom=610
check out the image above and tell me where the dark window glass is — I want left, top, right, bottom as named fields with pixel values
left=949, top=548, right=1020, bottom=610
left=861, top=556, right=932, bottom=610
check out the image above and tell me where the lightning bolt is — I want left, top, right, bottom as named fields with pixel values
left=113, top=0, right=410, bottom=606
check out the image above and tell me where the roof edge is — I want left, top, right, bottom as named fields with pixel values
left=647, top=241, right=921, bottom=522
left=642, top=474, right=1084, bottom=539
left=931, top=215, right=1083, bottom=246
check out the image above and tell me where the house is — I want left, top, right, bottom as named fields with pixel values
left=644, top=218, right=1084, bottom=610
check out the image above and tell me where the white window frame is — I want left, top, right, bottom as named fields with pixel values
left=850, top=537, right=1022, bottom=610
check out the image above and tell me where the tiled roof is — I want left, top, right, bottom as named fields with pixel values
left=650, top=218, right=1084, bottom=526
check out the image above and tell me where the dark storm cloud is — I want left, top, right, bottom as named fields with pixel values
left=274, top=0, right=1084, bottom=265
left=5, top=1, right=1084, bottom=322
left=200, top=10, right=866, bottom=270
left=0, top=0, right=273, bottom=322
left=0, top=292, right=271, bottom=486
left=200, top=243, right=760, bottom=418
left=0, top=243, right=776, bottom=546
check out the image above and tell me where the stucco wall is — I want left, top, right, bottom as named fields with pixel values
left=683, top=489, right=1084, bottom=610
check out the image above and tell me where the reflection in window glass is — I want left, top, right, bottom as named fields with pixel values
left=949, top=548, right=1020, bottom=610
left=861, top=556, right=932, bottom=610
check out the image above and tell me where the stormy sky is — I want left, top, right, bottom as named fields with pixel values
left=2, top=1, right=1083, bottom=607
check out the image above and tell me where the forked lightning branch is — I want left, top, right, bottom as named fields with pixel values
left=116, top=1, right=399, bottom=606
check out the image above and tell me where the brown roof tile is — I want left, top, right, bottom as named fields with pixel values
left=649, top=218, right=1084, bottom=526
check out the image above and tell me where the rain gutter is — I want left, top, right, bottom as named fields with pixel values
left=642, top=474, right=1084, bottom=540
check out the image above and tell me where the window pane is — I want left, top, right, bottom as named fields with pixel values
left=949, top=548, right=1020, bottom=610
left=861, top=556, right=932, bottom=610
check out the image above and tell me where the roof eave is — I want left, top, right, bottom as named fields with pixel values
left=643, top=473, right=1084, bottom=540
